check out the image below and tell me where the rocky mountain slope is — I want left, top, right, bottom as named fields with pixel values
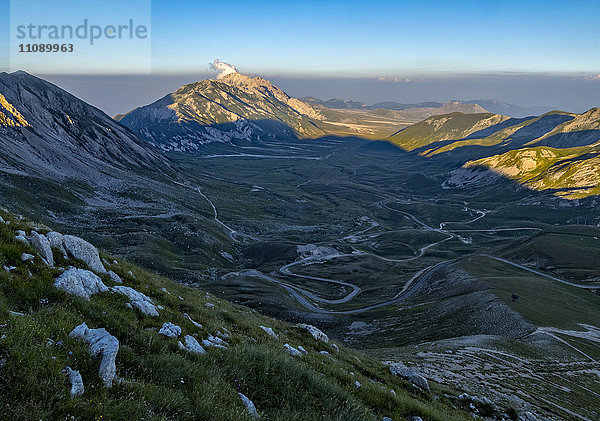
left=117, top=74, right=492, bottom=150
left=0, top=208, right=480, bottom=421
left=389, top=109, right=600, bottom=198
left=0, top=71, right=170, bottom=181
left=116, top=73, right=326, bottom=151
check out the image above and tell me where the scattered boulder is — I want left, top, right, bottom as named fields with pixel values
left=66, top=366, right=84, bottom=397
left=15, top=235, right=28, bottom=244
left=319, top=350, right=329, bottom=355
left=179, top=335, right=206, bottom=355
left=46, top=232, right=68, bottom=259
left=21, top=253, right=34, bottom=262
left=296, top=323, right=329, bottom=343
left=112, top=285, right=159, bottom=316
left=283, top=343, right=302, bottom=357
left=331, top=343, right=339, bottom=352
left=354, top=380, right=361, bottom=388
left=183, top=313, right=203, bottom=328
left=30, top=232, right=54, bottom=266
left=382, top=417, right=393, bottom=421
left=62, top=235, right=107, bottom=274
left=158, top=322, right=181, bottom=338
left=238, top=392, right=260, bottom=418
left=297, top=345, right=308, bottom=355
left=259, top=325, right=278, bottom=339
left=54, top=268, right=109, bottom=300
left=69, top=323, right=119, bottom=388
left=202, top=334, right=227, bottom=349
left=107, top=271, right=122, bottom=283
left=389, top=362, right=430, bottom=392
left=0, top=215, right=4, bottom=224
left=205, top=302, right=215, bottom=309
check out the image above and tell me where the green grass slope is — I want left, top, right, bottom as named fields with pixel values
left=0, top=209, right=470, bottom=421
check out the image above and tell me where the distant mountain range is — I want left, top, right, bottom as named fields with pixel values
left=389, top=109, right=600, bottom=198
left=303, top=97, right=552, bottom=118
left=0, top=70, right=598, bottom=198
left=117, top=73, right=491, bottom=150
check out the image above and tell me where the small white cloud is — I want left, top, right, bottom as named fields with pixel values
left=209, top=59, right=238, bottom=80
left=375, top=76, right=412, bottom=83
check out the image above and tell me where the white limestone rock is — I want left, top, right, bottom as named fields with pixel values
left=389, top=362, right=430, bottom=392
left=21, top=253, right=34, bottom=262
left=184, top=313, right=203, bottom=328
left=112, top=285, right=159, bottom=316
left=54, top=268, right=109, bottom=300
left=66, top=366, right=84, bottom=396
left=158, top=322, right=181, bottom=338
left=30, top=231, right=54, bottom=266
left=46, top=231, right=68, bottom=259
left=62, top=235, right=107, bottom=273
left=238, top=392, right=260, bottom=419
left=283, top=343, right=302, bottom=357
left=107, top=270, right=122, bottom=283
left=296, top=323, right=329, bottom=343
left=180, top=335, right=206, bottom=355
left=69, top=323, right=119, bottom=388
left=259, top=325, right=278, bottom=339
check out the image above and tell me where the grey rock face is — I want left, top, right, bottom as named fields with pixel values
left=69, top=323, right=119, bottom=388
left=30, top=232, right=54, bottom=266
left=62, top=235, right=107, bottom=274
left=238, top=392, right=260, bottom=419
left=158, top=322, right=181, bottom=338
left=179, top=335, right=206, bottom=355
left=21, top=253, right=35, bottom=262
left=107, top=271, right=122, bottom=283
left=389, top=363, right=430, bottom=392
left=283, top=343, right=302, bottom=357
left=183, top=313, right=202, bottom=328
left=54, top=268, right=109, bottom=300
left=46, top=232, right=68, bottom=258
left=296, top=323, right=329, bottom=343
left=259, top=325, right=278, bottom=339
left=112, top=285, right=159, bottom=316
left=66, top=366, right=84, bottom=396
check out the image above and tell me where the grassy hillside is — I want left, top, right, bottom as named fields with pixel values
left=0, top=208, right=471, bottom=421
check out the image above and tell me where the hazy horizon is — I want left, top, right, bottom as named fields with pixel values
left=39, top=71, right=600, bottom=117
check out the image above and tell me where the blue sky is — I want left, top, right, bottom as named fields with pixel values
left=150, top=0, right=600, bottom=75
left=1, top=0, right=599, bottom=75
left=1, top=1, right=599, bottom=113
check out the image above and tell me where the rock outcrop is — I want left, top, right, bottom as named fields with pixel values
left=158, top=322, right=181, bottom=338
left=112, top=285, right=159, bottom=316
left=178, top=335, right=206, bottom=355
left=259, top=326, right=278, bottom=339
left=65, top=366, right=84, bottom=397
left=29, top=232, right=54, bottom=266
left=296, top=324, right=329, bottom=343
left=389, top=362, right=430, bottom=392
left=238, top=392, right=260, bottom=419
left=54, top=268, right=109, bottom=300
left=62, top=235, right=107, bottom=274
left=69, top=323, right=119, bottom=388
